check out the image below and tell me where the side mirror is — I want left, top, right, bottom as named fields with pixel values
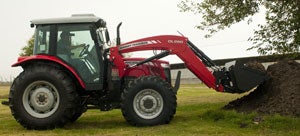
left=105, top=29, right=110, bottom=44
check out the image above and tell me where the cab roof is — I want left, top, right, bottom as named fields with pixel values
left=30, top=14, right=105, bottom=25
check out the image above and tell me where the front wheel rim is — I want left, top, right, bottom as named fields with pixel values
left=133, top=89, right=164, bottom=119
left=22, top=81, right=60, bottom=118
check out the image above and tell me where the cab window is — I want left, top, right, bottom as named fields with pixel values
left=34, top=25, right=50, bottom=55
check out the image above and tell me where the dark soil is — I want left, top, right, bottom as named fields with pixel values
left=245, top=61, right=266, bottom=72
left=224, top=60, right=300, bottom=117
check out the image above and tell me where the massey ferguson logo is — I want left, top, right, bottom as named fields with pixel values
left=119, top=40, right=161, bottom=50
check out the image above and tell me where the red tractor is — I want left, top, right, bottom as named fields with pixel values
left=8, top=14, right=268, bottom=129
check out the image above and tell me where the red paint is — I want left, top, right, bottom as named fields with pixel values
left=12, top=55, right=86, bottom=89
left=112, top=35, right=224, bottom=92
left=12, top=35, right=225, bottom=92
left=123, top=58, right=169, bottom=79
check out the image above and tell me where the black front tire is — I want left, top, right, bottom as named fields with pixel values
left=121, top=76, right=177, bottom=126
left=9, top=63, right=79, bottom=130
left=70, top=104, right=87, bottom=122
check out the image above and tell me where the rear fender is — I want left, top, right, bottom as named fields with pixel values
left=12, top=55, right=86, bottom=89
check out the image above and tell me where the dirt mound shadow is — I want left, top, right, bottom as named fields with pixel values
left=224, top=60, right=300, bottom=117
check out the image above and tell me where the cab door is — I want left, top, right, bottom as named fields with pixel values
left=56, top=24, right=103, bottom=90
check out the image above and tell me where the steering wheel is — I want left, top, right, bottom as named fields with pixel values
left=79, top=44, right=90, bottom=57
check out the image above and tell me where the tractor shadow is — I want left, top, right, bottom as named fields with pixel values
left=65, top=110, right=131, bottom=129
left=67, top=119, right=129, bottom=130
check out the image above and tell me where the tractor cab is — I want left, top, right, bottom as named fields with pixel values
left=31, top=14, right=109, bottom=89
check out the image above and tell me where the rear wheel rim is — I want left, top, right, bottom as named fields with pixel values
left=133, top=89, right=164, bottom=119
left=22, top=81, right=60, bottom=118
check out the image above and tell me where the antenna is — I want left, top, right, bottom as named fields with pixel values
left=177, top=31, right=186, bottom=37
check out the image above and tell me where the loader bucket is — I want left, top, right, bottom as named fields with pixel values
left=225, top=61, right=269, bottom=93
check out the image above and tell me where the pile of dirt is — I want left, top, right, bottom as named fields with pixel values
left=224, top=60, right=300, bottom=117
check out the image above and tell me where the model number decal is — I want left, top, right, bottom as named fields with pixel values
left=168, top=40, right=183, bottom=44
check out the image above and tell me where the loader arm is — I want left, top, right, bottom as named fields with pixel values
left=109, top=35, right=268, bottom=93
left=109, top=35, right=224, bottom=92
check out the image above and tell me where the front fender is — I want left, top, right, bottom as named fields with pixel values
left=12, top=55, right=86, bottom=89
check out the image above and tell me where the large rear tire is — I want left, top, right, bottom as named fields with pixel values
left=9, top=63, right=79, bottom=130
left=121, top=76, right=177, bottom=126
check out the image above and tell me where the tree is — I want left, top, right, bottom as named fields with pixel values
left=20, top=36, right=34, bottom=56
left=178, top=0, right=300, bottom=57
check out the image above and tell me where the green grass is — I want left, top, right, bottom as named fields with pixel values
left=0, top=85, right=9, bottom=99
left=0, top=84, right=299, bottom=136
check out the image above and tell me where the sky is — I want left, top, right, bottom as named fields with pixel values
left=0, top=0, right=265, bottom=81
